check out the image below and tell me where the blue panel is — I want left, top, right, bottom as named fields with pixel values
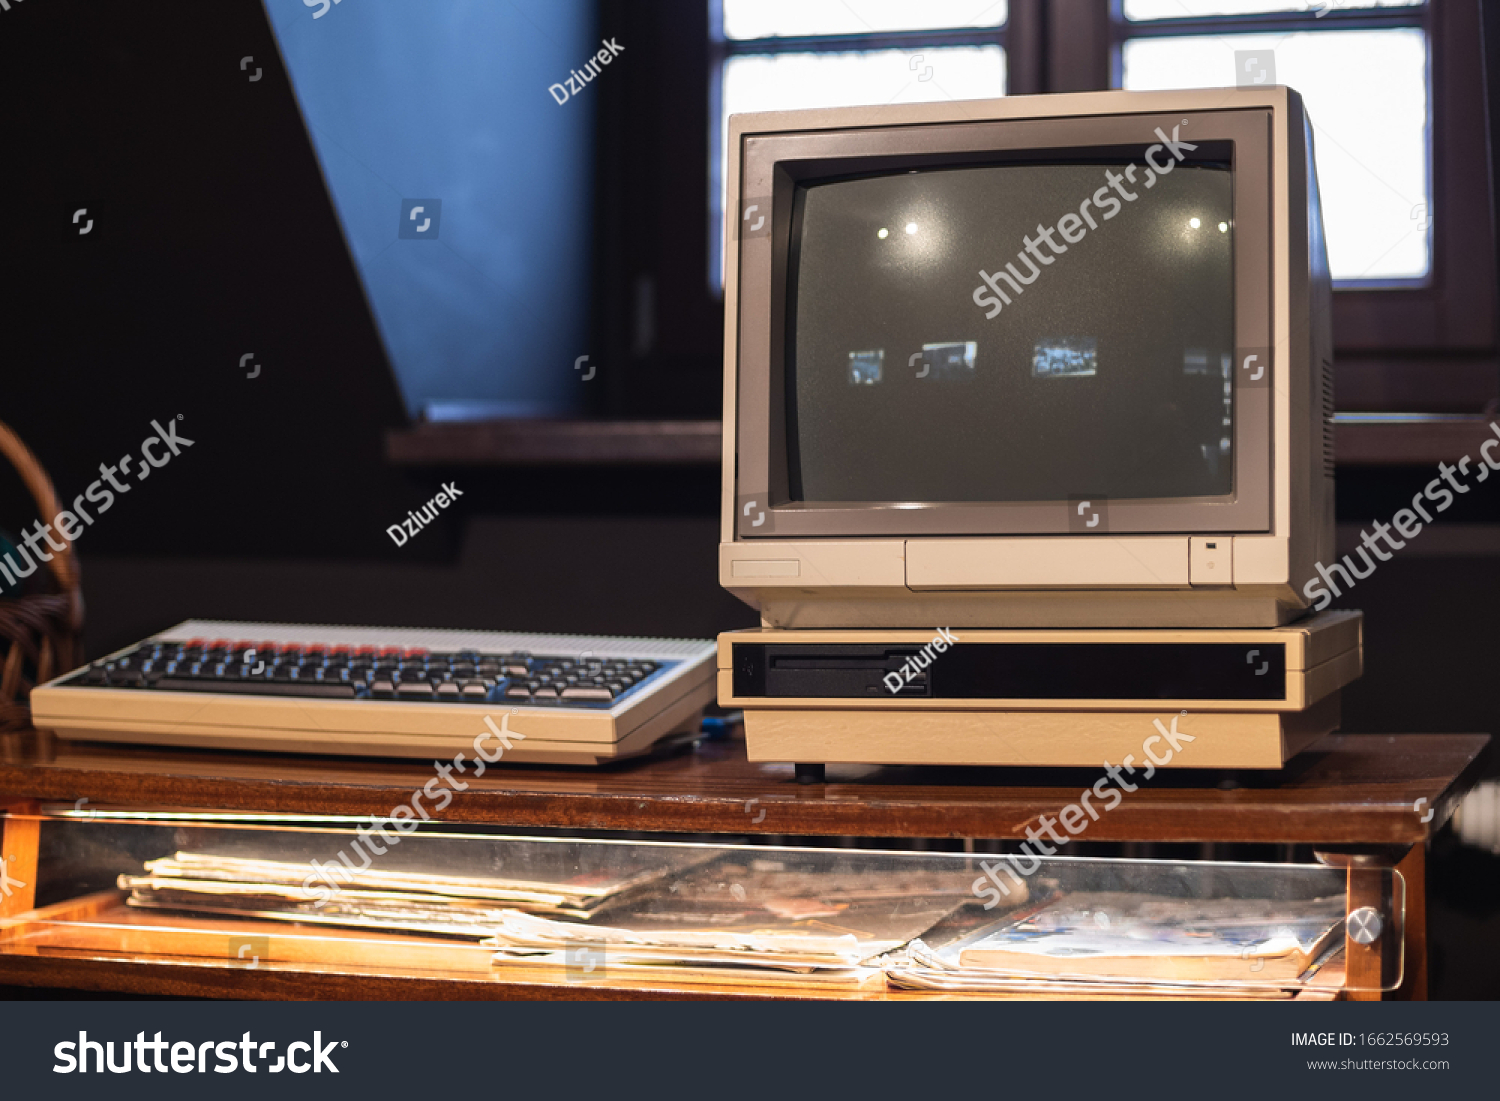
left=262, top=0, right=597, bottom=417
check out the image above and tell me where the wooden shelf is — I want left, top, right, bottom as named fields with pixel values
left=385, top=419, right=722, bottom=467
left=384, top=416, right=1500, bottom=469
left=8, top=891, right=1313, bottom=1001
left=1335, top=414, right=1500, bottom=466
left=0, top=729, right=1487, bottom=845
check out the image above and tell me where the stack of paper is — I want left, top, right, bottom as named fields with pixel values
left=884, top=891, right=1346, bottom=996
left=486, top=855, right=973, bottom=973
left=120, top=845, right=713, bottom=937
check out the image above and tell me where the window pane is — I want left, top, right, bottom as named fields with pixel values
left=716, top=47, right=1006, bottom=285
left=263, top=0, right=594, bottom=417
left=1124, top=0, right=1421, bottom=19
left=1123, top=29, right=1429, bottom=282
left=723, top=0, right=1006, bottom=40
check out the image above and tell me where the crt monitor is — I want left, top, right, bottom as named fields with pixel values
left=719, top=88, right=1334, bottom=630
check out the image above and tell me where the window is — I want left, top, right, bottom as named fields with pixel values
left=264, top=0, right=597, bottom=420
left=710, top=0, right=1011, bottom=286
left=594, top=1, right=1492, bottom=423
left=1119, top=1, right=1429, bottom=285
left=1098, top=0, right=1496, bottom=402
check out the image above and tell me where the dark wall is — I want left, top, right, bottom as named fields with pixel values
left=0, top=0, right=417, bottom=561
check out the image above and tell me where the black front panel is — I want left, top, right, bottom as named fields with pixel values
left=731, top=642, right=1286, bottom=701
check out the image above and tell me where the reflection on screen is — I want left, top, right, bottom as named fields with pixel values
left=1033, top=339, right=1097, bottom=379
left=920, top=341, right=977, bottom=380
left=848, top=350, right=884, bottom=385
left=788, top=162, right=1235, bottom=503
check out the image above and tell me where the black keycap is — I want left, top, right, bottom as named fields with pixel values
left=154, top=678, right=355, bottom=698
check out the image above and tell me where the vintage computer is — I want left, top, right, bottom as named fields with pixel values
left=714, top=87, right=1362, bottom=777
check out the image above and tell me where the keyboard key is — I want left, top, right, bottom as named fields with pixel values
left=562, top=686, right=614, bottom=700
left=154, top=678, right=356, bottom=698
left=397, top=682, right=435, bottom=697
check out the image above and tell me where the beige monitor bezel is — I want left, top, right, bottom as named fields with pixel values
left=720, top=89, right=1319, bottom=617
left=731, top=105, right=1274, bottom=539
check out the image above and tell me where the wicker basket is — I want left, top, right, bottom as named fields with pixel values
left=0, top=419, right=85, bottom=730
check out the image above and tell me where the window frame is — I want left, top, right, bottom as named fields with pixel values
left=708, top=1, right=1033, bottom=292
left=1073, top=1, right=1496, bottom=411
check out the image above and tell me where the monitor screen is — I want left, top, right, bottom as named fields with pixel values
left=787, top=162, right=1235, bottom=505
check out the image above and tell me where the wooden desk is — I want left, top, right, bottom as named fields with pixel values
left=0, top=729, right=1488, bottom=1000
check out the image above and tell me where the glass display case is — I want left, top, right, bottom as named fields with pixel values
left=0, top=806, right=1406, bottom=998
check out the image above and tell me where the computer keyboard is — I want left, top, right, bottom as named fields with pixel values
left=31, top=620, right=718, bottom=765
left=71, top=638, right=671, bottom=706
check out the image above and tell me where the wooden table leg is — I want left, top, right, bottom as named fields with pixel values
left=0, top=800, right=40, bottom=918
left=1391, top=843, right=1427, bottom=1001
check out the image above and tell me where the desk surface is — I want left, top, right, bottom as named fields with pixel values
left=0, top=729, right=1488, bottom=844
